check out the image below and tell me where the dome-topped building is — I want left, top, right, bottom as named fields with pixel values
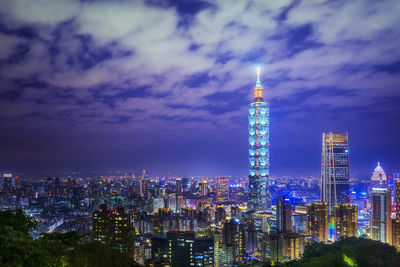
left=371, top=162, right=387, bottom=188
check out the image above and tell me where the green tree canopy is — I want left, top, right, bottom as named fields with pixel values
left=265, top=237, right=400, bottom=267
left=0, top=209, right=37, bottom=234
left=0, top=209, right=140, bottom=267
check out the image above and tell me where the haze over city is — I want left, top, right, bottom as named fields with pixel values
left=0, top=0, right=399, bottom=177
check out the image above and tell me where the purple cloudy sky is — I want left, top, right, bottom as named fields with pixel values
left=0, top=0, right=399, bottom=177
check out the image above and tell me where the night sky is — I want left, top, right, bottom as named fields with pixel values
left=0, top=0, right=399, bottom=177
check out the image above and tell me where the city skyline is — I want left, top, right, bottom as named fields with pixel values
left=2, top=1, right=400, bottom=266
left=0, top=0, right=399, bottom=177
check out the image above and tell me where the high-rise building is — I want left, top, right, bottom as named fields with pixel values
left=92, top=204, right=133, bottom=252
left=151, top=232, right=212, bottom=267
left=276, top=196, right=293, bottom=233
left=216, top=177, right=229, bottom=203
left=214, top=233, right=234, bottom=267
left=220, top=216, right=257, bottom=264
left=2, top=173, right=12, bottom=194
left=321, top=132, right=350, bottom=216
left=263, top=231, right=282, bottom=263
left=231, top=206, right=240, bottom=219
left=265, top=231, right=305, bottom=263
left=193, top=237, right=214, bottom=267
left=334, top=203, right=357, bottom=240
left=222, top=219, right=245, bottom=264
left=54, top=177, right=60, bottom=196
left=371, top=162, right=387, bottom=189
left=306, top=202, right=328, bottom=242
left=140, top=179, right=149, bottom=198
left=151, top=197, right=165, bottom=214
left=396, top=181, right=400, bottom=221
left=150, top=233, right=169, bottom=266
left=176, top=178, right=182, bottom=194
left=67, top=178, right=77, bottom=194
left=181, top=177, right=189, bottom=191
left=93, top=204, right=109, bottom=244
left=199, top=181, right=207, bottom=196
left=166, top=194, right=177, bottom=211
left=281, top=233, right=304, bottom=261
left=46, top=177, right=54, bottom=197
left=371, top=188, right=392, bottom=245
left=248, top=69, right=271, bottom=211
left=239, top=216, right=257, bottom=259
left=215, top=207, right=227, bottom=225
left=167, top=231, right=195, bottom=267
left=108, top=207, right=133, bottom=252
left=393, top=181, right=400, bottom=247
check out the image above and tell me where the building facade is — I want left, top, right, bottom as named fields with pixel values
left=334, top=203, right=357, bottom=240
left=214, top=233, right=234, bottom=267
left=321, top=132, right=350, bottom=216
left=276, top=196, right=293, bottom=233
left=92, top=204, right=134, bottom=253
left=393, top=181, right=400, bottom=248
left=200, top=181, right=208, bottom=197
left=264, top=232, right=304, bottom=263
left=194, top=237, right=214, bottom=267
left=167, top=231, right=195, bottom=267
left=248, top=69, right=270, bottom=211
left=216, top=177, right=229, bottom=203
left=306, top=202, right=328, bottom=242
left=371, top=188, right=392, bottom=245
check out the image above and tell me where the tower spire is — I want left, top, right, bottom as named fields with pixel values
left=256, top=67, right=261, bottom=87
left=254, top=67, right=263, bottom=100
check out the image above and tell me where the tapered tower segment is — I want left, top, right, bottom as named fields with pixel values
left=248, top=69, right=271, bottom=211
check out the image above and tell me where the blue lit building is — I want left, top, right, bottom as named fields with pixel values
left=248, top=69, right=271, bottom=211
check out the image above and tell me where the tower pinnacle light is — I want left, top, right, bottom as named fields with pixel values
left=254, top=68, right=263, bottom=100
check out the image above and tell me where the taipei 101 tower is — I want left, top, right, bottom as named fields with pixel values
left=248, top=68, right=271, bottom=211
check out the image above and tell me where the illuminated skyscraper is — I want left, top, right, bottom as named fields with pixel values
left=248, top=69, right=270, bottom=211
left=216, top=177, right=229, bottom=203
left=371, top=188, right=392, bottom=245
left=140, top=179, right=149, bottom=198
left=276, top=196, right=293, bottom=233
left=199, top=181, right=208, bottom=196
left=393, top=181, right=400, bottom=247
left=306, top=202, right=328, bottom=242
left=334, top=203, right=357, bottom=240
left=321, top=132, right=350, bottom=216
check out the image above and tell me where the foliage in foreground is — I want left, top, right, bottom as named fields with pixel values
left=265, top=237, right=400, bottom=267
left=0, top=209, right=140, bottom=267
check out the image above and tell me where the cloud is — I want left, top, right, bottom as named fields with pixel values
left=0, top=0, right=399, bottom=122
left=0, top=0, right=399, bottom=174
left=0, top=0, right=79, bottom=26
